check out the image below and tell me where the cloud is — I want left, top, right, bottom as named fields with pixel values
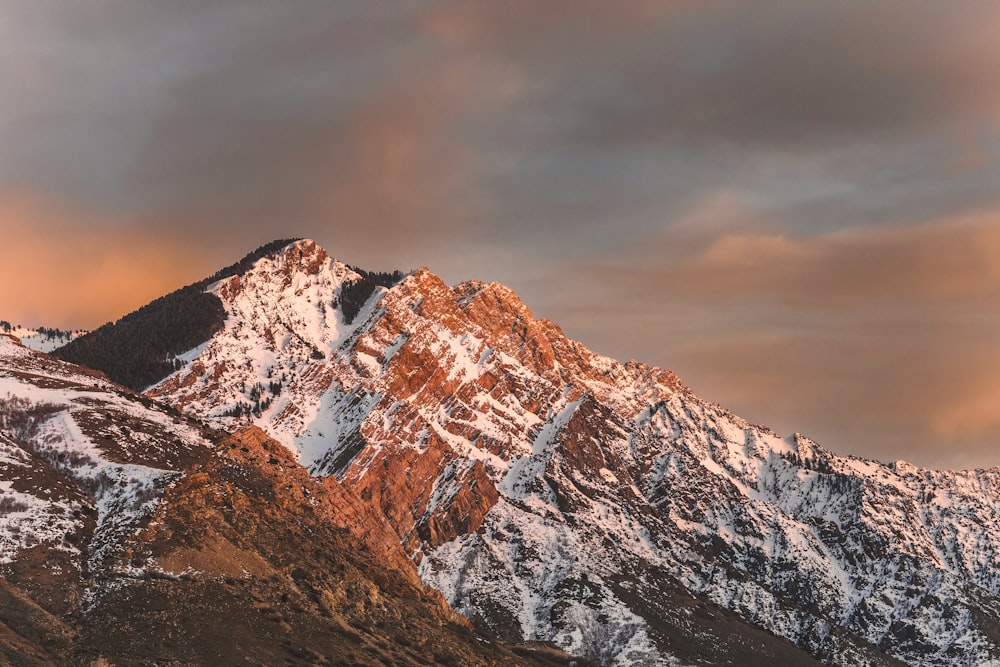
left=543, top=212, right=1000, bottom=468
left=3, top=0, right=999, bottom=250
left=666, top=214, right=1000, bottom=308
left=410, top=0, right=1000, bottom=261
left=0, top=195, right=211, bottom=329
left=543, top=2, right=1000, bottom=149
left=2, top=1, right=1000, bottom=468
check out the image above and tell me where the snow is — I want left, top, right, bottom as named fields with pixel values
left=422, top=498, right=675, bottom=666
left=297, top=384, right=382, bottom=472
left=0, top=336, right=205, bottom=589
left=34, top=411, right=177, bottom=570
left=147, top=242, right=367, bottom=457
left=3, top=326, right=87, bottom=353
left=495, top=399, right=577, bottom=509
left=0, top=477, right=80, bottom=564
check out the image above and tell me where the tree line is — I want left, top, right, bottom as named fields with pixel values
left=337, top=268, right=406, bottom=324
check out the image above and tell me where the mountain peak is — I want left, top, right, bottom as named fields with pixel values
left=215, top=238, right=353, bottom=299
left=456, top=279, right=535, bottom=322
left=53, top=239, right=347, bottom=391
left=276, top=238, right=329, bottom=275
left=288, top=237, right=318, bottom=250
left=402, top=266, right=446, bottom=291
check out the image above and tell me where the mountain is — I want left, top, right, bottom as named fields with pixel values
left=0, top=334, right=592, bottom=666
left=55, top=239, right=1000, bottom=666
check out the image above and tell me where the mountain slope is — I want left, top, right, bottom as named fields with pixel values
left=0, top=324, right=86, bottom=353
left=72, top=238, right=1000, bottom=666
left=0, top=334, right=586, bottom=666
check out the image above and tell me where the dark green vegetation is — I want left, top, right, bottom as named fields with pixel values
left=54, top=240, right=300, bottom=390
left=0, top=323, right=75, bottom=340
left=338, top=268, right=406, bottom=325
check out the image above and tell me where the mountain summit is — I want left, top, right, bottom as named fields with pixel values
left=45, top=239, right=1000, bottom=666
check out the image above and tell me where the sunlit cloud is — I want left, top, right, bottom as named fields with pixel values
left=0, top=195, right=210, bottom=329
left=664, top=213, right=1000, bottom=307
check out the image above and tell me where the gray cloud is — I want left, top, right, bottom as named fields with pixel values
left=540, top=216, right=1000, bottom=469
left=2, top=1, right=1000, bottom=468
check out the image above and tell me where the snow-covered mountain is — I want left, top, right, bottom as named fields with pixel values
left=0, top=333, right=584, bottom=666
left=66, top=239, right=1000, bottom=666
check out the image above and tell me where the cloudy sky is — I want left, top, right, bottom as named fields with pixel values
left=2, top=1, right=999, bottom=469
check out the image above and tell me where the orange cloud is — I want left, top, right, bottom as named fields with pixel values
left=0, top=195, right=211, bottom=329
left=316, top=79, right=475, bottom=250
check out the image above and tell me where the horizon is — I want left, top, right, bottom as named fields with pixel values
left=3, top=2, right=1000, bottom=471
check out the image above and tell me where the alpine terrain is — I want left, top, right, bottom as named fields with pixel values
left=0, top=333, right=592, bottom=666
left=30, top=238, right=1000, bottom=666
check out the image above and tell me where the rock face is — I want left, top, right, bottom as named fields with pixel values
left=80, top=238, right=1000, bottom=666
left=0, top=335, right=588, bottom=666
